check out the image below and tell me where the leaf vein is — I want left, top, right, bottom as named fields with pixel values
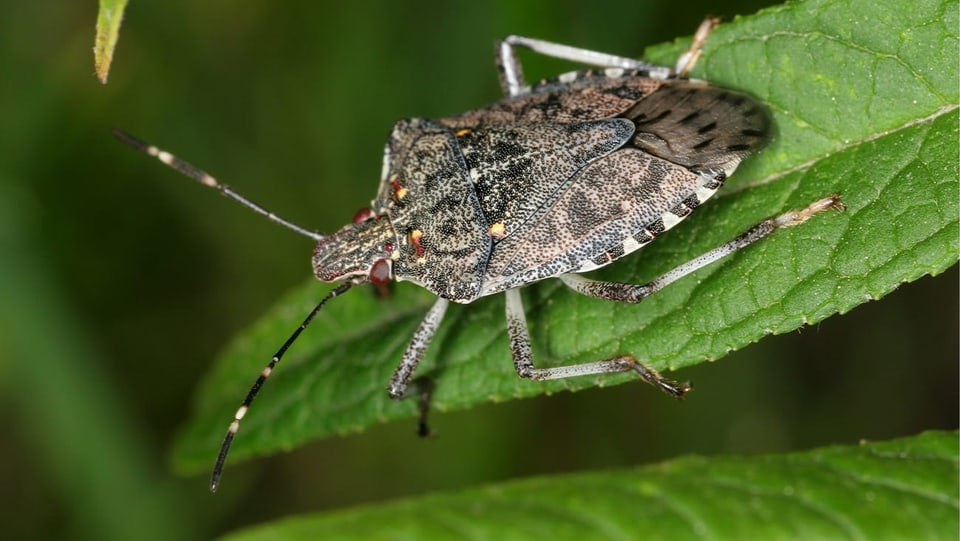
left=719, top=29, right=949, bottom=102
left=724, top=104, right=959, bottom=197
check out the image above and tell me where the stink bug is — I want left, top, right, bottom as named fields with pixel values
left=116, top=19, right=843, bottom=492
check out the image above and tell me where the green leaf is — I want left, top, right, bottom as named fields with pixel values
left=94, top=0, right=129, bottom=84
left=219, top=431, right=959, bottom=540
left=171, top=0, right=959, bottom=474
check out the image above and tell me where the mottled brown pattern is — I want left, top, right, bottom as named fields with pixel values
left=373, top=119, right=491, bottom=301
left=458, top=120, right=633, bottom=237
left=360, top=72, right=769, bottom=300
left=441, top=71, right=663, bottom=127
left=623, top=80, right=771, bottom=170
left=481, top=149, right=706, bottom=293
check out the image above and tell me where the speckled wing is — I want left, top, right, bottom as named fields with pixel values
left=481, top=147, right=708, bottom=295
left=623, top=80, right=771, bottom=173
left=481, top=80, right=771, bottom=295
left=456, top=119, right=635, bottom=239
left=443, top=73, right=664, bottom=126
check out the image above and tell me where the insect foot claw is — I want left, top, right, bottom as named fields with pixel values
left=773, top=194, right=846, bottom=229
left=622, top=357, right=692, bottom=399
left=658, top=379, right=693, bottom=399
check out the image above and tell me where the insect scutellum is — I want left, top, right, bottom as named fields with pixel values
left=116, top=17, right=844, bottom=493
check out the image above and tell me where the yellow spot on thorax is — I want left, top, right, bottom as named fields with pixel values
left=410, top=229, right=426, bottom=258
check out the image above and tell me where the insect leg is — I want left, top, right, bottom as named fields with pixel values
left=408, top=376, right=436, bottom=437
left=496, top=36, right=669, bottom=98
left=559, top=195, right=845, bottom=303
left=388, top=298, right=449, bottom=399
left=496, top=16, right=722, bottom=98
left=505, top=289, right=690, bottom=397
left=673, top=17, right=720, bottom=77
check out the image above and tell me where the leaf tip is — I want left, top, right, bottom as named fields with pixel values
left=94, top=0, right=129, bottom=84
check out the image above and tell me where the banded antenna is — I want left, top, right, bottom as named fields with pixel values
left=114, top=129, right=353, bottom=491
left=113, top=129, right=324, bottom=241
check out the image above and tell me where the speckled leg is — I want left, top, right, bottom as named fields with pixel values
left=388, top=297, right=449, bottom=399
left=504, top=288, right=690, bottom=397
left=558, top=195, right=845, bottom=303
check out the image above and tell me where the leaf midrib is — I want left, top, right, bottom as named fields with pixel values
left=726, top=103, right=958, bottom=197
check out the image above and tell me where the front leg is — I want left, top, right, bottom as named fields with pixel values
left=504, top=288, right=690, bottom=397
left=388, top=297, right=449, bottom=399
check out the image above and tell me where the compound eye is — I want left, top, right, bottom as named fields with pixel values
left=352, top=208, right=375, bottom=223
left=369, top=258, right=392, bottom=285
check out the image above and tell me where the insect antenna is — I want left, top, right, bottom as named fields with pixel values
left=113, top=128, right=352, bottom=490
left=210, top=280, right=356, bottom=492
left=113, top=128, right=324, bottom=241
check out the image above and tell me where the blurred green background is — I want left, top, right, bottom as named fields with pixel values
left=1, top=1, right=956, bottom=539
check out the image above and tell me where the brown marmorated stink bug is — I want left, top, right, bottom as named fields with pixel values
left=115, top=19, right=843, bottom=491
